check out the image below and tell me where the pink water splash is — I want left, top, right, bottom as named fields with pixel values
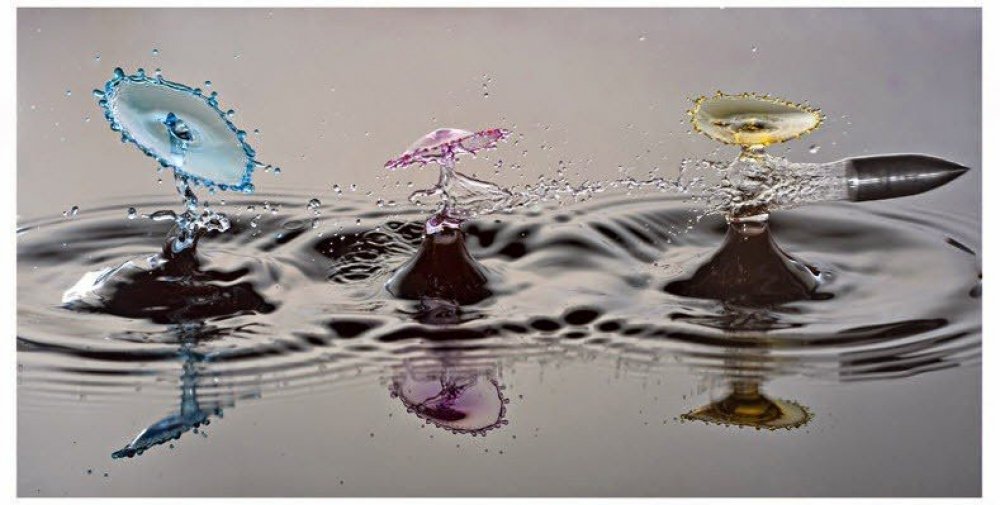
left=385, top=128, right=510, bottom=170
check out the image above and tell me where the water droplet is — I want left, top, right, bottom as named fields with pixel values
left=204, top=80, right=212, bottom=87
left=639, top=35, right=647, bottom=42
left=809, top=144, right=820, bottom=154
left=126, top=207, right=137, bottom=219
left=751, top=46, right=758, bottom=53
left=64, top=206, right=79, bottom=218
left=65, top=90, right=72, bottom=97
left=94, top=54, right=101, bottom=62
left=151, top=48, right=159, bottom=56
left=307, top=198, right=321, bottom=211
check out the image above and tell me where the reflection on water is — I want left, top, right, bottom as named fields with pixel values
left=682, top=379, right=811, bottom=430
left=676, top=303, right=815, bottom=431
left=112, top=323, right=255, bottom=459
left=390, top=355, right=508, bottom=436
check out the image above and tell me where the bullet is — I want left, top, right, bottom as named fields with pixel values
left=714, top=152, right=972, bottom=220
left=844, top=154, right=970, bottom=202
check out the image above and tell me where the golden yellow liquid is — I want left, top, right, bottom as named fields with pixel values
left=681, top=381, right=812, bottom=430
left=689, top=92, right=824, bottom=148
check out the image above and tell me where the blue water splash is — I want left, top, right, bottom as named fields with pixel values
left=95, top=67, right=260, bottom=193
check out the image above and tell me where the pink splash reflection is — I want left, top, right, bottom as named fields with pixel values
left=390, top=362, right=509, bottom=435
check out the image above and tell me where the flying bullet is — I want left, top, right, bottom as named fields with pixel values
left=844, top=154, right=970, bottom=202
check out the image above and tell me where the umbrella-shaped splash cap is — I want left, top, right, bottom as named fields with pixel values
left=689, top=92, right=823, bottom=148
left=96, top=68, right=259, bottom=192
left=385, top=127, right=510, bottom=170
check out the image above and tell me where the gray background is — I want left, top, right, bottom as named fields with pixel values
left=18, top=8, right=980, bottom=222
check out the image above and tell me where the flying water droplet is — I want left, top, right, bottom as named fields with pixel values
left=307, top=198, right=321, bottom=215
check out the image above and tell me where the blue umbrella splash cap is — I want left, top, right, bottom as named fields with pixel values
left=96, top=68, right=259, bottom=193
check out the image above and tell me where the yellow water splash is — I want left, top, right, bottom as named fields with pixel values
left=689, top=91, right=824, bottom=149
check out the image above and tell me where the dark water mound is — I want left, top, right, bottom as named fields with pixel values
left=665, top=218, right=826, bottom=307
left=62, top=243, right=276, bottom=325
left=385, top=227, right=493, bottom=305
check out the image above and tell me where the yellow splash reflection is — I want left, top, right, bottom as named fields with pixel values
left=681, top=380, right=811, bottom=430
left=689, top=92, right=823, bottom=148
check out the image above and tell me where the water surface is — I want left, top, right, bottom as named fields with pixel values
left=17, top=190, right=981, bottom=496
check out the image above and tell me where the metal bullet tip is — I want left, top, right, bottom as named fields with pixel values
left=845, top=154, right=970, bottom=202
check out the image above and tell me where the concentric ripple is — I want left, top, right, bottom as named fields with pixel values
left=18, top=190, right=981, bottom=413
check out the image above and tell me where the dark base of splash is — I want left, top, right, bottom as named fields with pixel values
left=385, top=227, right=493, bottom=306
left=665, top=219, right=828, bottom=307
left=63, top=244, right=275, bottom=325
